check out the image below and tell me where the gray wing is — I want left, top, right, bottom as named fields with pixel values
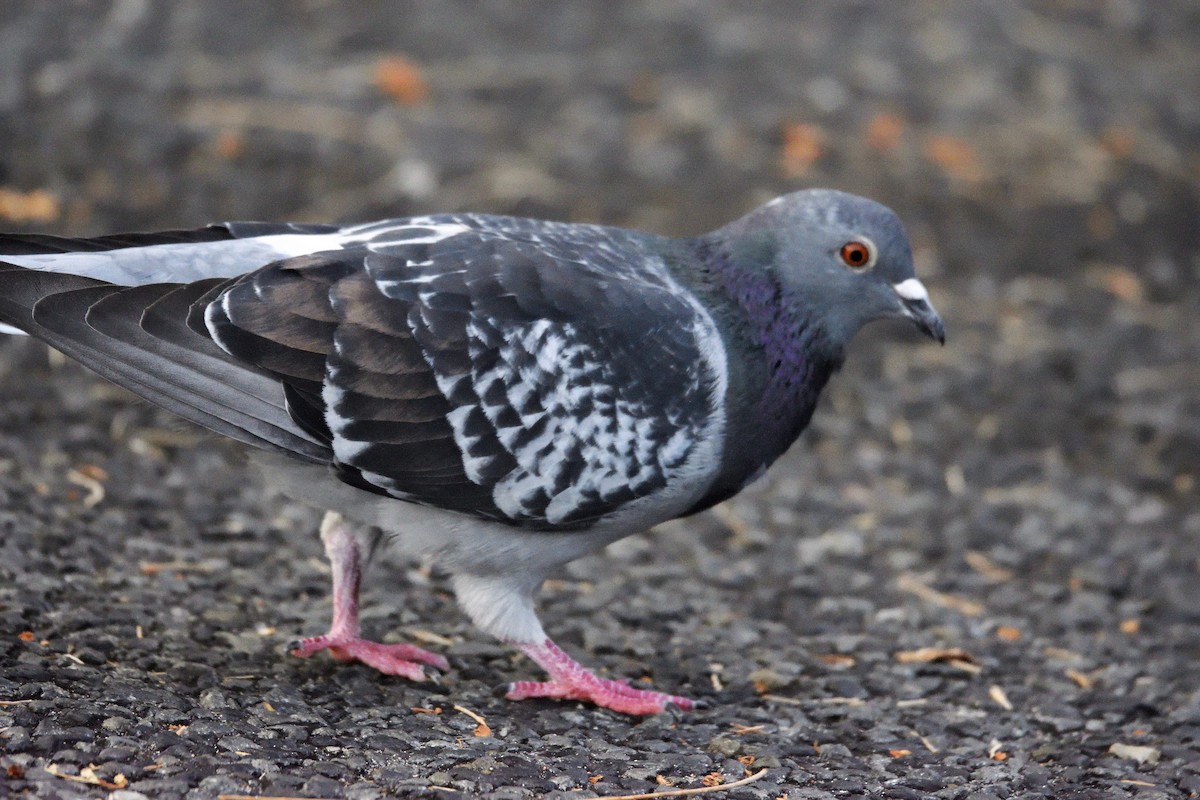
left=0, top=216, right=721, bottom=530
left=207, top=220, right=721, bottom=529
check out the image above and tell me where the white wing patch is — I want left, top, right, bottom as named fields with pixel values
left=1, top=232, right=355, bottom=285
left=2, top=221, right=473, bottom=287
left=362, top=222, right=473, bottom=252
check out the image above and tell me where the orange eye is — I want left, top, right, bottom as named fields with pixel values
left=840, top=241, right=873, bottom=268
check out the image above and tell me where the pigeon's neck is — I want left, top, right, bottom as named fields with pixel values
left=711, top=240, right=840, bottom=428
left=677, top=235, right=842, bottom=511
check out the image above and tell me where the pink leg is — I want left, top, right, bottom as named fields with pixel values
left=507, top=639, right=694, bottom=715
left=290, top=512, right=449, bottom=681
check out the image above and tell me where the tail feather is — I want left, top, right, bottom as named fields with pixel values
left=0, top=264, right=330, bottom=463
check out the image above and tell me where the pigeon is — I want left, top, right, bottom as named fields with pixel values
left=0, top=189, right=943, bottom=714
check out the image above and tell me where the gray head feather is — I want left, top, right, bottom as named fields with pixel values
left=713, top=189, right=944, bottom=348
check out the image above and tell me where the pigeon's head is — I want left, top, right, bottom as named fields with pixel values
left=720, top=189, right=945, bottom=348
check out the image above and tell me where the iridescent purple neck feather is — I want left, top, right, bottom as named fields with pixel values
left=711, top=247, right=837, bottom=436
left=675, top=236, right=843, bottom=515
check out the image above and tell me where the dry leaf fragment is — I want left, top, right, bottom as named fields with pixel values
left=924, top=134, right=986, bottom=182
left=987, top=739, right=1007, bottom=761
left=701, top=773, right=725, bottom=787
left=889, top=749, right=912, bottom=758
left=866, top=112, right=905, bottom=152
left=1064, top=668, right=1094, bottom=690
left=408, top=628, right=455, bottom=648
left=84, top=767, right=127, bottom=789
left=452, top=704, right=491, bottom=737
left=215, top=131, right=245, bottom=160
left=75, top=463, right=109, bottom=481
left=780, top=123, right=824, bottom=178
left=818, top=653, right=856, bottom=668
left=1085, top=264, right=1144, bottom=302
left=18, top=631, right=35, bottom=642
left=374, top=55, right=429, bottom=105
left=44, top=764, right=128, bottom=790
left=597, top=771, right=770, bottom=800
left=140, top=560, right=217, bottom=576
left=989, top=684, right=1013, bottom=711
left=895, top=647, right=976, bottom=666
left=912, top=730, right=940, bottom=753
left=0, top=187, right=60, bottom=223
left=895, top=698, right=928, bottom=708
left=1043, top=646, right=1085, bottom=662
left=995, top=626, right=1021, bottom=642
left=964, top=551, right=1014, bottom=582
left=896, top=573, right=984, bottom=616
left=1119, top=618, right=1140, bottom=634
left=589, top=775, right=604, bottom=784
left=66, top=467, right=106, bottom=507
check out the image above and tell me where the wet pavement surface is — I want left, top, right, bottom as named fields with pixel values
left=1, top=2, right=1198, bottom=798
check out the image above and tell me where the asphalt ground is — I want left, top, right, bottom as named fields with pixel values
left=0, top=3, right=1198, bottom=798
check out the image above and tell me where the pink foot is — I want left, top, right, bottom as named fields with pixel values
left=291, top=634, right=449, bottom=682
left=291, top=512, right=449, bottom=682
left=507, top=639, right=694, bottom=715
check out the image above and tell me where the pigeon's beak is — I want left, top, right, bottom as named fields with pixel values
left=892, top=279, right=945, bottom=345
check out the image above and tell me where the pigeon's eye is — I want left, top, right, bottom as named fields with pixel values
left=839, top=240, right=875, bottom=269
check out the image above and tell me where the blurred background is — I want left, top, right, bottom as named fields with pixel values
left=1, top=2, right=1198, bottom=797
